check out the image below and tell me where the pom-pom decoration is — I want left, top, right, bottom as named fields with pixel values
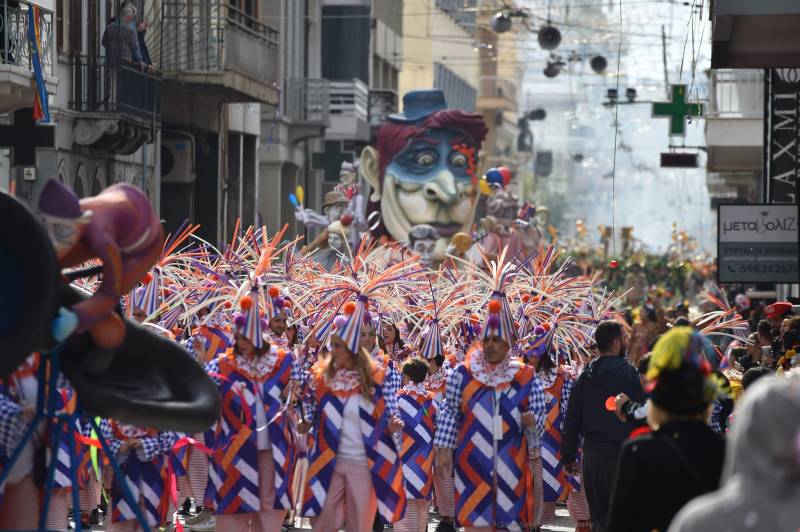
left=223, top=301, right=232, bottom=309
left=343, top=301, right=357, bottom=315
left=274, top=297, right=285, bottom=309
left=239, top=295, right=253, bottom=310
left=486, top=315, right=501, bottom=329
left=233, top=313, right=246, bottom=330
left=521, top=294, right=531, bottom=303
left=533, top=326, right=546, bottom=336
left=487, top=299, right=502, bottom=314
left=141, top=272, right=153, bottom=284
left=333, top=315, right=348, bottom=330
left=268, top=286, right=280, bottom=298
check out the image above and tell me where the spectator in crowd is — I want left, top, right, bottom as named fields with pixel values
left=101, top=6, right=144, bottom=67
left=562, top=320, right=647, bottom=532
left=607, top=327, right=726, bottom=532
left=668, top=377, right=800, bottom=532
left=741, top=366, right=771, bottom=391
left=764, top=301, right=794, bottom=336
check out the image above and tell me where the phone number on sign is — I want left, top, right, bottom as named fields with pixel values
left=730, top=264, right=799, bottom=274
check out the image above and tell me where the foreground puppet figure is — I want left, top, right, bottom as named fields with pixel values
left=37, top=178, right=163, bottom=348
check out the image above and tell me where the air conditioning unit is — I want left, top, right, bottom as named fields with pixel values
left=161, top=133, right=195, bottom=184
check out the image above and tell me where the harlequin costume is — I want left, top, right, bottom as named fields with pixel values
left=394, top=382, right=436, bottom=532
left=296, top=254, right=424, bottom=530
left=434, top=249, right=546, bottom=530
left=301, top=355, right=406, bottom=530
left=0, top=354, right=84, bottom=530
left=98, top=419, right=177, bottom=531
left=203, top=280, right=298, bottom=531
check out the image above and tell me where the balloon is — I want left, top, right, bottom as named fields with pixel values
left=498, top=167, right=512, bottom=186
left=288, top=193, right=298, bottom=207
left=485, top=168, right=503, bottom=187
left=479, top=179, right=493, bottom=196
left=295, top=185, right=304, bottom=206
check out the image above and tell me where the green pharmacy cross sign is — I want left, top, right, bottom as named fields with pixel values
left=652, top=85, right=703, bottom=136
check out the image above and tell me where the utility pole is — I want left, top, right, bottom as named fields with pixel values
left=661, top=25, right=670, bottom=98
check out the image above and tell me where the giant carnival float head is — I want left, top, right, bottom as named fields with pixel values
left=361, top=89, right=489, bottom=259
left=0, top=180, right=220, bottom=433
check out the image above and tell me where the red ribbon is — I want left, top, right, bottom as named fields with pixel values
left=163, top=436, right=212, bottom=532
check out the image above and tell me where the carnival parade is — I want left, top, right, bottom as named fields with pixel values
left=1, top=1, right=799, bottom=531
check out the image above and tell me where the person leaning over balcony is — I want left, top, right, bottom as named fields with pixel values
left=101, top=6, right=144, bottom=69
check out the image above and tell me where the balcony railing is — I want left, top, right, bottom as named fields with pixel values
left=69, top=56, right=162, bottom=119
left=285, top=78, right=330, bottom=123
left=330, top=79, right=369, bottom=122
left=480, top=77, right=517, bottom=103
left=160, top=0, right=278, bottom=82
left=709, top=69, right=764, bottom=118
left=327, top=79, right=370, bottom=140
left=0, top=1, right=54, bottom=76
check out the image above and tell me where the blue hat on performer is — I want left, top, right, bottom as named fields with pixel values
left=388, top=89, right=448, bottom=123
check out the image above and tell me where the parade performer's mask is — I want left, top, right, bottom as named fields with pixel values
left=361, top=91, right=487, bottom=257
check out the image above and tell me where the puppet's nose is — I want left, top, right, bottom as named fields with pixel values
left=424, top=171, right=458, bottom=205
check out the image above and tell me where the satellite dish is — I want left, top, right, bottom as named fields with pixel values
left=543, top=62, right=560, bottom=78
left=538, top=25, right=561, bottom=50
left=491, top=12, right=513, bottom=33
left=590, top=55, right=607, bottom=74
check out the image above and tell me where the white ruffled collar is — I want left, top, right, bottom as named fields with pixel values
left=235, top=348, right=279, bottom=380
left=469, top=348, right=519, bottom=387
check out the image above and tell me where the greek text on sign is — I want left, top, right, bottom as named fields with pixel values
left=718, top=204, right=800, bottom=284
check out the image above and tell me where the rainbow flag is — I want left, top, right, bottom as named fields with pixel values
left=27, top=4, right=50, bottom=123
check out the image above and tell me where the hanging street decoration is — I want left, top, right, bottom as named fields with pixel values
left=652, top=84, right=703, bottom=137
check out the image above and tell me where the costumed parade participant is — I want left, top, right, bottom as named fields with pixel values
left=434, top=248, right=545, bottom=531
left=0, top=354, right=83, bottom=530
left=203, top=274, right=298, bottom=531
left=525, top=325, right=591, bottom=532
left=99, top=419, right=177, bottom=532
left=297, top=254, right=419, bottom=531
left=394, top=358, right=436, bottom=532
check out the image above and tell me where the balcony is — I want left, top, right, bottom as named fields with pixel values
left=284, top=78, right=330, bottom=144
left=0, top=2, right=58, bottom=113
left=477, top=76, right=517, bottom=112
left=160, top=0, right=279, bottom=104
left=369, top=89, right=398, bottom=128
left=706, top=69, right=763, bottom=173
left=712, top=0, right=800, bottom=68
left=326, top=79, right=370, bottom=141
left=69, top=57, right=162, bottom=154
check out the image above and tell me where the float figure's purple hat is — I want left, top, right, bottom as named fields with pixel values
left=38, top=178, right=83, bottom=218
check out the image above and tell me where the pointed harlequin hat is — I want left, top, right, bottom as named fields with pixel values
left=522, top=323, right=556, bottom=362
left=476, top=246, right=518, bottom=347
left=138, top=267, right=162, bottom=318
left=264, top=284, right=287, bottom=320
left=233, top=280, right=265, bottom=349
left=420, top=318, right=444, bottom=360
left=332, top=295, right=369, bottom=354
